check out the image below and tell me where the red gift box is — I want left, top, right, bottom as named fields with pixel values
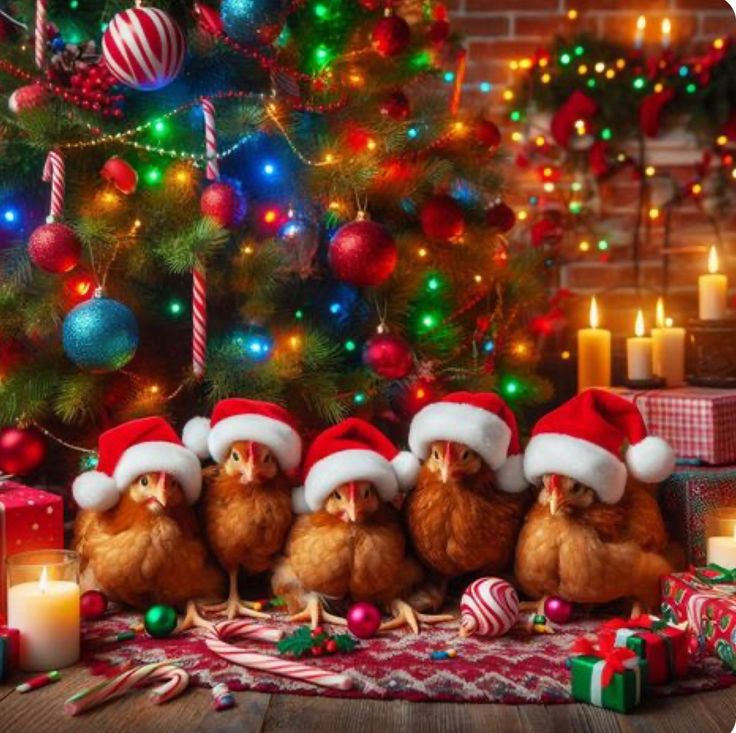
left=0, top=481, right=64, bottom=622
left=611, top=387, right=736, bottom=465
left=0, top=626, right=20, bottom=680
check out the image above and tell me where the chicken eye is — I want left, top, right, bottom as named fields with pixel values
left=460, top=449, right=470, bottom=461
left=432, top=448, right=441, bottom=460
left=263, top=453, right=272, bottom=463
left=363, top=487, right=370, bottom=499
left=231, top=451, right=240, bottom=462
left=572, top=483, right=583, bottom=494
left=140, top=476, right=149, bottom=487
left=332, top=490, right=341, bottom=500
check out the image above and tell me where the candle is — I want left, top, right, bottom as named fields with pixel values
left=651, top=298, right=686, bottom=386
left=7, top=550, right=80, bottom=671
left=698, top=245, right=728, bottom=320
left=708, top=525, right=736, bottom=569
left=577, top=296, right=611, bottom=392
left=627, top=309, right=653, bottom=381
left=635, top=15, right=646, bottom=49
left=661, top=17, right=671, bottom=49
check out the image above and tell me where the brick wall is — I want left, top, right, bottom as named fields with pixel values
left=450, top=0, right=736, bottom=334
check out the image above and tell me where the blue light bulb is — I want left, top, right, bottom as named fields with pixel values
left=329, top=303, right=342, bottom=315
left=263, top=162, right=275, bottom=176
left=2, top=209, right=17, bottom=223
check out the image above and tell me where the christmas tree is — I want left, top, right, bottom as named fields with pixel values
left=0, top=0, right=550, bottom=479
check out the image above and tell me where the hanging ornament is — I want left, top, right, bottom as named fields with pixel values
left=486, top=201, right=516, bottom=234
left=231, top=323, right=274, bottom=364
left=80, top=590, right=108, bottom=620
left=8, top=84, right=49, bottom=114
left=363, top=333, right=413, bottom=379
left=144, top=604, right=178, bottom=638
left=62, top=290, right=139, bottom=372
left=277, top=216, right=320, bottom=276
left=102, top=7, right=185, bottom=91
left=100, top=156, right=138, bottom=195
left=372, top=12, right=411, bottom=58
left=475, top=119, right=502, bottom=150
left=328, top=213, right=397, bottom=288
left=544, top=596, right=574, bottom=624
left=220, top=0, right=286, bottom=45
left=459, top=577, right=519, bottom=638
left=379, top=90, right=410, bottom=120
left=420, top=194, right=464, bottom=243
left=346, top=602, right=382, bottom=639
left=200, top=182, right=246, bottom=228
left=0, top=427, right=46, bottom=476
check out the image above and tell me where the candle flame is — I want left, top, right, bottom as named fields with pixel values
left=655, top=297, right=666, bottom=329
left=635, top=309, right=645, bottom=337
left=39, top=566, right=48, bottom=594
left=589, top=296, right=600, bottom=329
left=637, top=15, right=646, bottom=31
left=708, top=245, right=720, bottom=274
left=662, top=18, right=671, bottom=35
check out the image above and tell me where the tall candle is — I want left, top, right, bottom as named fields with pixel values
left=651, top=297, right=686, bottom=386
left=708, top=525, right=736, bottom=569
left=578, top=296, right=611, bottom=392
left=627, top=309, right=653, bottom=380
left=661, top=17, right=671, bottom=50
left=699, top=245, right=728, bottom=320
left=634, top=15, right=646, bottom=49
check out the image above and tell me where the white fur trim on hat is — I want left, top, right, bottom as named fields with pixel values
left=304, top=449, right=398, bottom=511
left=291, top=486, right=310, bottom=514
left=73, top=471, right=120, bottom=512
left=409, top=401, right=511, bottom=471
left=113, top=441, right=202, bottom=505
left=626, top=436, right=675, bottom=484
left=495, top=453, right=528, bottom=493
left=182, top=417, right=211, bottom=459
left=208, top=414, right=301, bottom=471
left=391, top=451, right=420, bottom=491
left=523, top=433, right=627, bottom=504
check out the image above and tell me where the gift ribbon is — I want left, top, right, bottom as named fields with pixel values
left=694, top=563, right=736, bottom=584
left=572, top=638, right=639, bottom=687
left=589, top=655, right=641, bottom=706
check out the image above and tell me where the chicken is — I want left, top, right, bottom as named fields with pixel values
left=514, top=473, right=672, bottom=613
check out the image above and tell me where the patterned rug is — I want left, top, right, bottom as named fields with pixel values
left=81, top=611, right=736, bottom=704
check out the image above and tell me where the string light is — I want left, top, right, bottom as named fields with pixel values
left=597, top=239, right=609, bottom=251
left=654, top=82, right=664, bottom=93
left=579, top=240, right=590, bottom=252
left=503, top=89, right=514, bottom=101
left=645, top=166, right=656, bottom=177
left=691, top=183, right=703, bottom=195
left=560, top=53, right=572, bottom=65
left=577, top=64, right=588, bottom=75
left=353, top=392, right=366, bottom=405
left=616, top=58, right=626, bottom=69
left=511, top=131, right=523, bottom=142
left=605, top=69, right=616, bottom=79
left=149, top=385, right=160, bottom=395
left=649, top=207, right=660, bottom=220
left=168, top=299, right=184, bottom=316
left=714, top=38, right=725, bottom=50
left=417, top=247, right=428, bottom=258
left=594, top=62, right=605, bottom=73
left=541, top=73, right=551, bottom=84
left=567, top=8, right=578, bottom=20
left=344, top=339, right=356, bottom=352
left=2, top=207, right=18, bottom=223
left=242, top=245, right=254, bottom=255
left=263, top=209, right=278, bottom=224
left=474, top=274, right=482, bottom=283
left=517, top=210, right=528, bottom=221
left=535, top=135, right=546, bottom=146
left=288, top=334, right=301, bottom=350
left=295, top=309, right=304, bottom=320
left=717, top=135, right=728, bottom=146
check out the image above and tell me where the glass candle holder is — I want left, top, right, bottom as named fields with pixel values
left=7, top=549, right=80, bottom=671
left=706, top=508, right=736, bottom=570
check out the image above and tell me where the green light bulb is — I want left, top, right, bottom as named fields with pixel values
left=686, top=83, right=697, bottom=94
left=295, top=309, right=304, bottom=320
left=569, top=201, right=582, bottom=214
left=598, top=239, right=609, bottom=251
left=560, top=53, right=572, bottom=65
left=168, top=300, right=183, bottom=316
left=633, top=77, right=646, bottom=90
left=421, top=314, right=436, bottom=329
left=601, top=127, right=612, bottom=141
left=344, top=340, right=356, bottom=352
left=353, top=392, right=366, bottom=405
left=144, top=167, right=162, bottom=185
left=510, top=110, right=522, bottom=122
left=152, top=119, right=168, bottom=136
left=505, top=380, right=519, bottom=396
left=586, top=78, right=596, bottom=89
left=69, top=0, right=79, bottom=8
left=427, top=277, right=440, bottom=291
left=314, top=3, right=328, bottom=18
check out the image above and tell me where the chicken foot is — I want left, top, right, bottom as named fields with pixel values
left=290, top=595, right=347, bottom=628
left=202, top=569, right=270, bottom=620
left=176, top=600, right=216, bottom=634
left=519, top=597, right=548, bottom=616
left=379, top=599, right=455, bottom=635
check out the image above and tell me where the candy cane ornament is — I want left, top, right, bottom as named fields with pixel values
left=35, top=0, right=47, bottom=69
left=43, top=149, right=65, bottom=222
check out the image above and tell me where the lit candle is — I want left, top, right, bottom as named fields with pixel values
left=578, top=296, right=611, bottom=392
left=627, top=309, right=653, bottom=381
left=7, top=551, right=80, bottom=671
left=635, top=15, right=646, bottom=49
left=708, top=525, right=736, bottom=569
left=698, top=245, right=728, bottom=320
left=651, top=298, right=686, bottom=386
left=661, top=18, right=671, bottom=50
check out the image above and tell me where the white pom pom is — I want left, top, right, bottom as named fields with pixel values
left=73, top=471, right=119, bottom=512
left=291, top=486, right=311, bottom=514
left=626, top=435, right=675, bottom=484
left=496, top=453, right=528, bottom=493
left=182, top=417, right=211, bottom=459
left=391, top=451, right=420, bottom=491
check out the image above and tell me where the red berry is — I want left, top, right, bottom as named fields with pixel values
left=312, top=626, right=325, bottom=637
left=311, top=646, right=324, bottom=656
left=325, top=640, right=338, bottom=653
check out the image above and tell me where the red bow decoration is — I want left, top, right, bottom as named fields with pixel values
left=550, top=91, right=598, bottom=148
left=600, top=614, right=660, bottom=632
left=572, top=637, right=639, bottom=687
left=588, top=141, right=611, bottom=178
left=640, top=88, right=676, bottom=138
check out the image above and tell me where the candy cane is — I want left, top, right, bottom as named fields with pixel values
left=64, top=662, right=189, bottom=716
left=43, top=149, right=65, bottom=222
left=205, top=621, right=353, bottom=691
left=35, top=0, right=47, bottom=69
left=450, top=48, right=467, bottom=116
left=201, top=98, right=219, bottom=182
left=215, top=619, right=285, bottom=644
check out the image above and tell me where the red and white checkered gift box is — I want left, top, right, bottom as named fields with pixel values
left=610, top=387, right=736, bottom=465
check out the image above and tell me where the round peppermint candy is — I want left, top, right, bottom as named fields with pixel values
left=102, top=7, right=185, bottom=91
left=459, top=577, right=519, bottom=637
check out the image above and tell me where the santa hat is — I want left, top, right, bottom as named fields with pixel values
left=73, top=417, right=202, bottom=513
left=408, top=391, right=527, bottom=493
left=293, top=418, right=419, bottom=513
left=524, top=388, right=675, bottom=504
left=182, top=398, right=301, bottom=472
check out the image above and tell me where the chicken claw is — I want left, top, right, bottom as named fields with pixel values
left=519, top=597, right=547, bottom=616
left=380, top=599, right=454, bottom=635
left=202, top=570, right=270, bottom=620
left=176, top=600, right=216, bottom=634
left=290, top=595, right=347, bottom=629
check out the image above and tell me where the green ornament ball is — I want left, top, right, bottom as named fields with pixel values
left=144, top=604, right=178, bottom=638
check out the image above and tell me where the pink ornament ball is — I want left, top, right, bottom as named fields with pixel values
left=459, top=577, right=519, bottom=637
left=80, top=590, right=108, bottom=620
left=544, top=595, right=574, bottom=624
left=346, top=602, right=382, bottom=639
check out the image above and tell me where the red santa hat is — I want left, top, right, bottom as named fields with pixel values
left=524, top=388, right=675, bottom=504
left=182, top=398, right=301, bottom=472
left=408, top=391, right=527, bottom=493
left=293, top=418, right=419, bottom=513
left=73, top=416, right=202, bottom=512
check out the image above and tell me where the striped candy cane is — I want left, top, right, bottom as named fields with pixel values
left=43, top=149, right=65, bottom=222
left=201, top=97, right=219, bottom=181
left=35, top=0, right=47, bottom=69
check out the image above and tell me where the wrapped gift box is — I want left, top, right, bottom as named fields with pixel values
left=660, top=570, right=736, bottom=669
left=0, top=627, right=19, bottom=681
left=611, top=387, right=736, bottom=465
left=570, top=654, right=648, bottom=713
left=0, top=481, right=64, bottom=622
left=659, top=466, right=736, bottom=565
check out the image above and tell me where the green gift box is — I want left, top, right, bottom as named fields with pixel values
left=570, top=655, right=648, bottom=713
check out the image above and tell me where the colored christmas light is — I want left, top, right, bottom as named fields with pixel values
left=152, top=119, right=169, bottom=136
left=601, top=128, right=612, bottom=140
left=329, top=302, right=342, bottom=314
left=574, top=45, right=584, bottom=56
left=597, top=239, right=609, bottom=251
left=679, top=65, right=689, bottom=77
left=295, top=309, right=304, bottom=320
left=560, top=53, right=572, bottom=65
left=443, top=71, right=455, bottom=83
left=2, top=208, right=18, bottom=224
left=483, top=340, right=495, bottom=353
left=353, top=392, right=366, bottom=404
left=144, top=166, right=162, bottom=185
left=686, top=83, right=697, bottom=94
left=633, top=77, right=646, bottom=90
left=407, top=127, right=419, bottom=139
left=344, top=340, right=356, bottom=352
left=168, top=299, right=184, bottom=316
left=479, top=82, right=492, bottom=93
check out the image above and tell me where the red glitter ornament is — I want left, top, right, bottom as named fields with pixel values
left=0, top=427, right=45, bottom=476
left=420, top=195, right=464, bottom=243
left=8, top=84, right=49, bottom=114
left=100, top=156, right=138, bottom=195
left=28, top=222, right=82, bottom=274
left=200, top=182, right=246, bottom=228
left=379, top=90, right=410, bottom=120
left=328, top=215, right=397, bottom=287
left=475, top=119, right=502, bottom=150
left=372, top=14, right=411, bottom=58
left=80, top=590, right=109, bottom=620
left=363, top=333, right=413, bottom=379
left=486, top=202, right=516, bottom=233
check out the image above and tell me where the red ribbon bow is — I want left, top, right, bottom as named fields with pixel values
left=572, top=637, right=638, bottom=687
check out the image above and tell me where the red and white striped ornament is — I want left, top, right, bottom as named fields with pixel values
left=102, top=5, right=185, bottom=91
left=43, top=149, right=65, bottom=221
left=459, top=577, right=519, bottom=638
left=35, top=0, right=47, bottom=69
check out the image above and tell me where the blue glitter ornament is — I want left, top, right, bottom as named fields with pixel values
left=221, top=0, right=286, bottom=45
left=62, top=292, right=139, bottom=372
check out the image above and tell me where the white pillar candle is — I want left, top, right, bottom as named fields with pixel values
left=578, top=296, right=611, bottom=392
left=634, top=15, right=646, bottom=49
left=627, top=309, right=653, bottom=380
left=651, top=298, right=686, bottom=386
left=661, top=18, right=671, bottom=50
left=699, top=245, right=728, bottom=320
left=708, top=526, right=736, bottom=569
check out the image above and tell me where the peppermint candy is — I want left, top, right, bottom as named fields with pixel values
left=459, top=577, right=520, bottom=638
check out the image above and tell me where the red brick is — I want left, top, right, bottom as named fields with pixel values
left=464, top=63, right=513, bottom=85
left=700, top=14, right=736, bottom=36
left=567, top=0, right=669, bottom=9
left=673, top=0, right=734, bottom=10
left=466, top=0, right=560, bottom=10
left=468, top=39, right=541, bottom=62
left=452, top=16, right=511, bottom=38
left=514, top=15, right=566, bottom=38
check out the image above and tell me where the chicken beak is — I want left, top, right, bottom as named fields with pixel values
left=149, top=471, right=170, bottom=511
left=240, top=442, right=256, bottom=484
left=439, top=441, right=452, bottom=483
left=346, top=482, right=358, bottom=523
left=547, top=473, right=561, bottom=515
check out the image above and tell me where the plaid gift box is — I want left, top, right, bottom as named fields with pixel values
left=0, top=627, right=20, bottom=681
left=611, top=387, right=736, bottom=465
left=570, top=654, right=648, bottom=713
left=659, top=466, right=736, bottom=565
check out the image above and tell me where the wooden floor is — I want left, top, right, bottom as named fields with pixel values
left=1, top=663, right=735, bottom=733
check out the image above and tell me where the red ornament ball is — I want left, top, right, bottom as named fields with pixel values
left=475, top=119, right=502, bottom=150
left=0, top=427, right=45, bottom=476
left=328, top=217, right=397, bottom=287
left=543, top=595, right=574, bottom=624
left=28, top=222, right=82, bottom=274
left=80, top=590, right=108, bottom=620
left=427, top=19, right=450, bottom=44
left=379, top=90, right=410, bottom=121
left=347, top=602, right=382, bottom=639
left=420, top=195, right=464, bottom=243
left=486, top=202, right=516, bottom=233
left=372, top=15, right=411, bottom=58
left=100, top=156, right=138, bottom=195
left=200, top=182, right=247, bottom=229
left=8, top=84, right=48, bottom=114
left=363, top=333, right=413, bottom=379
